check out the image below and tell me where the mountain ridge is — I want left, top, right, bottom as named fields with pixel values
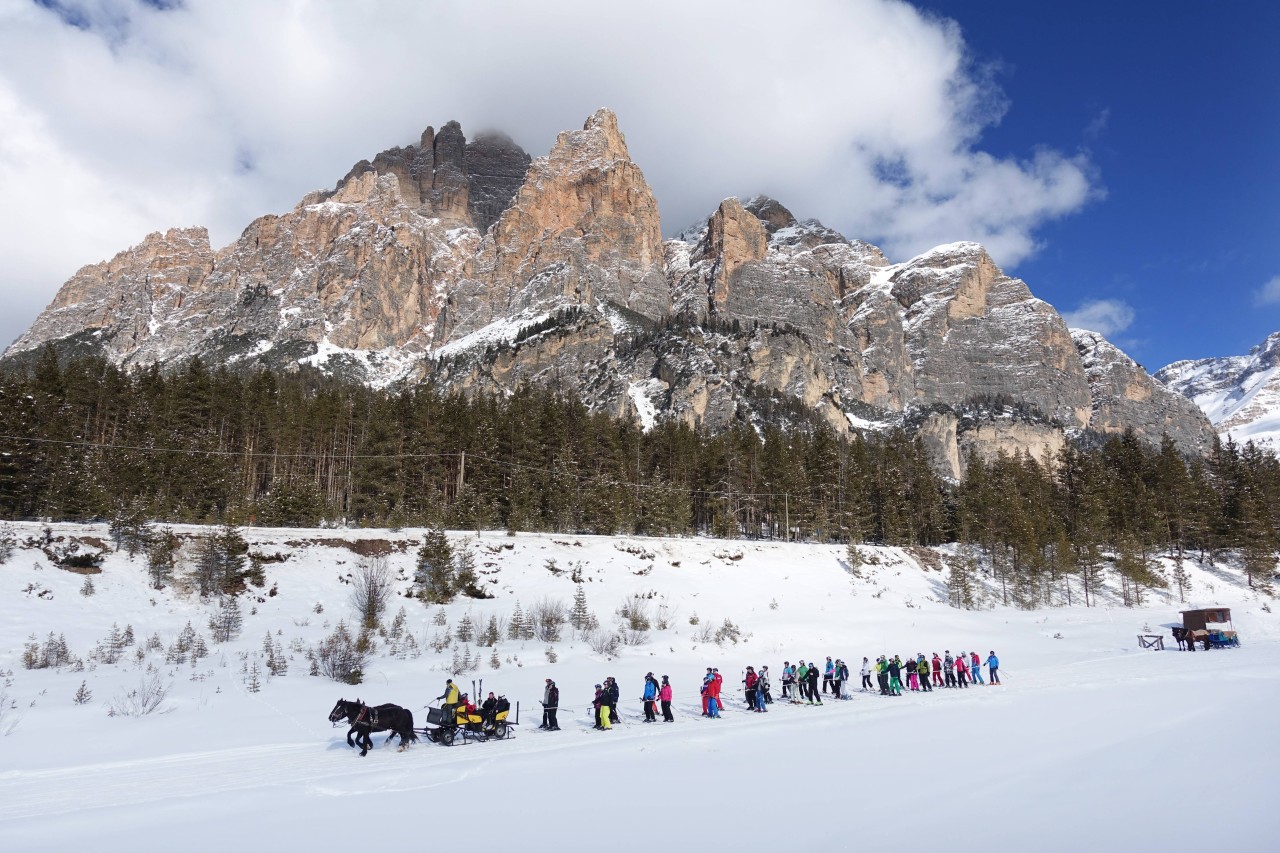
left=3, top=109, right=1218, bottom=473
left=1157, top=331, right=1280, bottom=449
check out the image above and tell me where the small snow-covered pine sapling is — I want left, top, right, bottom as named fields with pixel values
left=545, top=645, right=557, bottom=663
left=80, top=576, right=96, bottom=596
left=74, top=681, right=92, bottom=705
left=0, top=522, right=16, bottom=564
left=846, top=542, right=864, bottom=578
left=489, top=649, right=501, bottom=669
left=480, top=614, right=500, bottom=647
left=245, top=661, right=262, bottom=693
left=507, top=602, right=525, bottom=640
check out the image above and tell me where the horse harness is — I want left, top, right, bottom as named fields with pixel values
left=353, top=704, right=379, bottom=729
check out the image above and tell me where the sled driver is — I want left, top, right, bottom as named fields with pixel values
left=437, top=678, right=461, bottom=718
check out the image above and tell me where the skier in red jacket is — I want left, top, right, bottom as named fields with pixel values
left=931, top=653, right=944, bottom=687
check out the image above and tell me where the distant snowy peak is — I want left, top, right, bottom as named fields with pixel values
left=1156, top=331, right=1280, bottom=448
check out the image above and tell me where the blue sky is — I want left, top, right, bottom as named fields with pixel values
left=0, top=0, right=1275, bottom=370
left=920, top=0, right=1280, bottom=367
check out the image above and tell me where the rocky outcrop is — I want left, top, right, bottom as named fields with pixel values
left=437, top=110, right=669, bottom=344
left=916, top=411, right=1068, bottom=480
left=1074, top=329, right=1217, bottom=454
left=890, top=243, right=1091, bottom=430
left=334, top=121, right=530, bottom=231
left=1157, top=331, right=1280, bottom=448
left=5, top=109, right=1220, bottom=473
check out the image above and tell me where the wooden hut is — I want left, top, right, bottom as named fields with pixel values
left=1180, top=608, right=1233, bottom=631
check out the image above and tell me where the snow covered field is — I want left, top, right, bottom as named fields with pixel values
left=1, top=522, right=1277, bottom=852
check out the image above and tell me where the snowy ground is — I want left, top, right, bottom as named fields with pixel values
left=1, top=522, right=1277, bottom=852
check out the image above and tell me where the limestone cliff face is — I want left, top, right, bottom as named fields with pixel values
left=916, top=412, right=1067, bottom=480
left=1074, top=329, right=1216, bottom=454
left=889, top=243, right=1091, bottom=429
left=439, top=109, right=669, bottom=343
left=6, top=109, right=1218, bottom=471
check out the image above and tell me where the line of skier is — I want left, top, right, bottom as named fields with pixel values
left=865, top=650, right=1001, bottom=696
left=529, top=651, right=1002, bottom=731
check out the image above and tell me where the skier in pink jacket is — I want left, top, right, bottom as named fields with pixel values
left=660, top=675, right=674, bottom=722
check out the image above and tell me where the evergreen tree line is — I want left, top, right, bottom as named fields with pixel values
left=1, top=352, right=1277, bottom=600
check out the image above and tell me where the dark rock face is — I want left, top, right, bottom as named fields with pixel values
left=743, top=196, right=797, bottom=234
left=331, top=121, right=529, bottom=231
left=465, top=132, right=533, bottom=233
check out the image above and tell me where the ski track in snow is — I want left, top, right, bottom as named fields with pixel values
left=2, top=521, right=1278, bottom=850
left=0, top=647, right=1253, bottom=822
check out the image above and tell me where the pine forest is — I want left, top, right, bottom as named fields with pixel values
left=1, top=349, right=1277, bottom=608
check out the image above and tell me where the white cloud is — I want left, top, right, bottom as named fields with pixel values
left=1254, top=275, right=1280, bottom=306
left=0, top=0, right=1098, bottom=348
left=1062, top=299, right=1136, bottom=338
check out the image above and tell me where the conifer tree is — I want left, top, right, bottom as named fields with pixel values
left=507, top=602, right=525, bottom=641
left=146, top=527, right=179, bottom=590
left=415, top=526, right=456, bottom=604
left=947, top=546, right=980, bottom=610
left=209, top=597, right=243, bottom=642
left=571, top=585, right=591, bottom=631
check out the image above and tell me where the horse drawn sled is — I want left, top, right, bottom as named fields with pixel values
left=419, top=695, right=516, bottom=746
left=1171, top=607, right=1240, bottom=651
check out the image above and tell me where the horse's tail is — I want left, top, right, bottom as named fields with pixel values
left=404, top=708, right=418, bottom=742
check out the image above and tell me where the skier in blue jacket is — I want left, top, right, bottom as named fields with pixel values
left=642, top=672, right=659, bottom=721
left=986, top=651, right=1001, bottom=685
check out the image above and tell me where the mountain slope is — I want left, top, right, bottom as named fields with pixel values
left=1156, top=331, right=1280, bottom=448
left=3, top=110, right=1216, bottom=470
left=0, top=521, right=1275, bottom=852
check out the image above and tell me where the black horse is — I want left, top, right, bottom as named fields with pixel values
left=328, top=698, right=418, bottom=756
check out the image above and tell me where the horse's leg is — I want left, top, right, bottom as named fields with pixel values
left=358, top=728, right=370, bottom=756
left=346, top=725, right=357, bottom=748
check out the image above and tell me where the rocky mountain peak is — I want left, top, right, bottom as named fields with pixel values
left=3, top=108, right=1225, bottom=476
left=743, top=196, right=797, bottom=234
left=332, top=118, right=529, bottom=231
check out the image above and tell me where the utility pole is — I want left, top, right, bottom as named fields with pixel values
left=784, top=493, right=790, bottom=542
left=457, top=450, right=466, bottom=499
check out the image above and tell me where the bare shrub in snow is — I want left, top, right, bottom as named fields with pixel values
left=0, top=687, right=18, bottom=735
left=621, top=627, right=650, bottom=646
left=107, top=672, right=171, bottom=717
left=655, top=595, right=678, bottom=629
left=312, top=621, right=373, bottom=685
left=529, top=597, right=567, bottom=643
left=350, top=556, right=395, bottom=629
left=616, top=593, right=652, bottom=631
left=587, top=629, right=621, bottom=658
left=714, top=618, right=742, bottom=646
